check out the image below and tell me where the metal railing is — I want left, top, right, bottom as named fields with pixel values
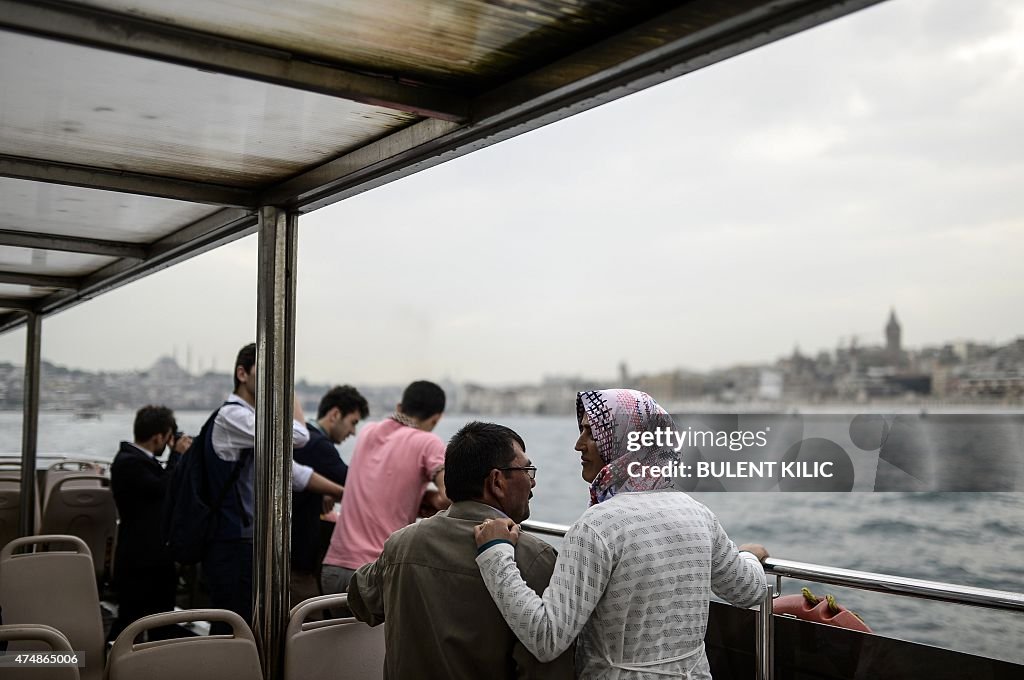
left=764, top=557, right=1024, bottom=612
left=520, top=520, right=1024, bottom=680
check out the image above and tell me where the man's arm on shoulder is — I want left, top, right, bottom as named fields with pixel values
left=347, top=554, right=387, bottom=627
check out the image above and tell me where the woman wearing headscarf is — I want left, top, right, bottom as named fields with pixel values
left=475, top=389, right=768, bottom=679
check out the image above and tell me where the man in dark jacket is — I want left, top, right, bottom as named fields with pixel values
left=291, top=385, right=369, bottom=606
left=108, top=405, right=192, bottom=642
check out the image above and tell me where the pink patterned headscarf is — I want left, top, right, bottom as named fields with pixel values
left=577, top=389, right=678, bottom=505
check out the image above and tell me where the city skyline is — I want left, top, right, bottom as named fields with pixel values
left=0, top=0, right=1022, bottom=386
left=2, top=308, right=1018, bottom=389
left=2, top=314, right=1020, bottom=416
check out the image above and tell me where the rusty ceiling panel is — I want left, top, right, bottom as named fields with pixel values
left=70, top=0, right=673, bottom=89
left=0, top=32, right=419, bottom=188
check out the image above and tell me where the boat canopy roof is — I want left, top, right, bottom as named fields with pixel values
left=0, top=0, right=880, bottom=333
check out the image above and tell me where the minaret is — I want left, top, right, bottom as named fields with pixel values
left=885, top=308, right=901, bottom=358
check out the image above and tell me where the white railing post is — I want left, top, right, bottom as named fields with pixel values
left=756, top=581, right=775, bottom=680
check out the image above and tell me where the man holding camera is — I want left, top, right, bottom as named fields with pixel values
left=108, top=405, right=192, bottom=642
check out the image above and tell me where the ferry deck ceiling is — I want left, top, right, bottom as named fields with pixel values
left=0, top=0, right=884, bottom=332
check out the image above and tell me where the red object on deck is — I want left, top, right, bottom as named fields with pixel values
left=773, top=589, right=873, bottom=633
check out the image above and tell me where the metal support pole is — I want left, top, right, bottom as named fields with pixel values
left=252, top=206, right=298, bottom=679
left=18, top=312, right=41, bottom=537
left=756, top=581, right=775, bottom=680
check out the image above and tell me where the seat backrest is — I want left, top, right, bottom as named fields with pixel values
left=0, top=479, right=22, bottom=550
left=0, top=469, right=41, bottom=536
left=41, top=476, right=116, bottom=584
left=284, top=594, right=384, bottom=680
left=43, top=462, right=104, bottom=506
left=0, top=535, right=104, bottom=680
left=0, top=466, right=22, bottom=482
left=106, top=609, right=262, bottom=680
left=0, top=623, right=81, bottom=680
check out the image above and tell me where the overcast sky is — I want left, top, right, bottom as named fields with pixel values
left=1, top=0, right=1022, bottom=386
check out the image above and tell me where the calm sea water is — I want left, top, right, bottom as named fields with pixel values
left=1, top=410, right=1022, bottom=664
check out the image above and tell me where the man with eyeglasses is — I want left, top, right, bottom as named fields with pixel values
left=346, top=421, right=574, bottom=680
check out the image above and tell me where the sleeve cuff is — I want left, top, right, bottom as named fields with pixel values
left=476, top=539, right=514, bottom=556
left=292, top=461, right=313, bottom=491
left=739, top=550, right=766, bottom=569
left=293, top=419, right=310, bottom=447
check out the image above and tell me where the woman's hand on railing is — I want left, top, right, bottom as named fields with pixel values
left=739, top=543, right=770, bottom=563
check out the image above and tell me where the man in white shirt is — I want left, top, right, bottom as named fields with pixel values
left=203, top=343, right=342, bottom=632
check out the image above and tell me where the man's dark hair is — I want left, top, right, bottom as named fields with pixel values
left=233, top=342, right=257, bottom=390
left=444, top=422, right=525, bottom=502
left=134, top=405, right=177, bottom=442
left=399, top=380, right=446, bottom=420
left=317, top=385, right=370, bottom=420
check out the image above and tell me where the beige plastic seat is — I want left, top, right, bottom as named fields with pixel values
left=0, top=466, right=39, bottom=536
left=0, top=464, right=24, bottom=482
left=40, top=475, right=116, bottom=583
left=0, top=478, right=23, bottom=549
left=284, top=594, right=384, bottom=680
left=106, top=609, right=262, bottom=680
left=0, top=464, right=22, bottom=481
left=0, top=623, right=81, bottom=680
left=0, top=535, right=104, bottom=680
left=42, top=462, right=104, bottom=504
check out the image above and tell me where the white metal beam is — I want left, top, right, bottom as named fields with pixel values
left=0, top=229, right=148, bottom=259
left=0, top=297, right=38, bottom=312
left=21, top=208, right=257, bottom=320
left=0, top=154, right=259, bottom=208
left=0, top=271, right=79, bottom=290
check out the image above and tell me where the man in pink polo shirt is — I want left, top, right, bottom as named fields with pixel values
left=321, top=380, right=449, bottom=597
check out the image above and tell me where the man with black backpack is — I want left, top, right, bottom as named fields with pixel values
left=200, top=343, right=343, bottom=633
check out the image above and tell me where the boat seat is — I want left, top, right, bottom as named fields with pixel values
left=0, top=535, right=104, bottom=680
left=0, top=474, right=42, bottom=544
left=40, top=476, right=116, bottom=584
left=0, top=479, right=23, bottom=549
left=284, top=594, right=384, bottom=680
left=106, top=609, right=262, bottom=680
left=0, top=623, right=81, bottom=680
left=0, top=465, right=23, bottom=483
left=43, top=462, right=105, bottom=509
left=0, top=462, right=24, bottom=479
